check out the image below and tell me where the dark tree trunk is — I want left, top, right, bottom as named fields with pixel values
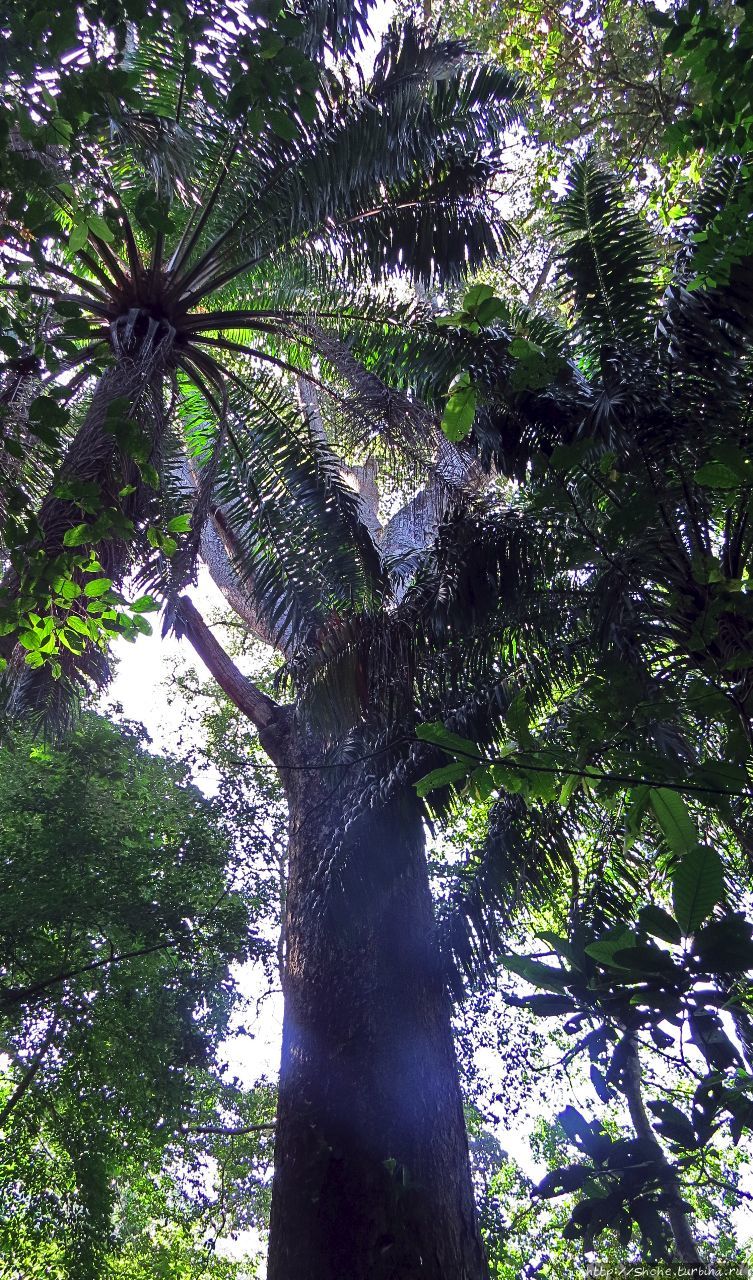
left=267, top=736, right=488, bottom=1280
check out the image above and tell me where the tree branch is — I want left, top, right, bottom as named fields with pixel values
left=181, top=1121, right=276, bottom=1136
left=0, top=1017, right=58, bottom=1128
left=0, top=941, right=178, bottom=1010
left=380, top=439, right=484, bottom=596
left=175, top=595, right=282, bottom=736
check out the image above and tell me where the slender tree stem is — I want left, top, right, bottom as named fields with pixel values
left=0, top=1016, right=58, bottom=1128
left=621, top=1034, right=702, bottom=1267
left=0, top=941, right=178, bottom=1010
left=181, top=1122, right=276, bottom=1136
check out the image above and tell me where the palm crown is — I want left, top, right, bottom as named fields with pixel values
left=398, top=153, right=753, bottom=983
left=0, top=6, right=522, bottom=718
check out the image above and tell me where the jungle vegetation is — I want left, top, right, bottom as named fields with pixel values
left=0, top=0, right=752, bottom=1275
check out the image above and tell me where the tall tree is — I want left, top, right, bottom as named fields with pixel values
left=0, top=3, right=523, bottom=1275
left=5, top=2, right=753, bottom=1276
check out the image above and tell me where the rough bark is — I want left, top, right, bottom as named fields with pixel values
left=179, top=602, right=488, bottom=1279
left=379, top=438, right=484, bottom=597
left=267, top=736, right=488, bottom=1280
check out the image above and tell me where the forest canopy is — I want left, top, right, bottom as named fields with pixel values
left=0, top=0, right=752, bottom=1276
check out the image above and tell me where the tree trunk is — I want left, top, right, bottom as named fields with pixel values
left=621, top=1034, right=702, bottom=1267
left=267, top=736, right=488, bottom=1280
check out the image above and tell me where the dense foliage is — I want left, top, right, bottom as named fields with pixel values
left=0, top=713, right=273, bottom=1276
left=2, top=0, right=753, bottom=1274
left=0, top=0, right=521, bottom=730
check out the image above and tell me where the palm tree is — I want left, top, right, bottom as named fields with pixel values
left=9, top=5, right=751, bottom=1269
left=0, top=5, right=521, bottom=715
left=396, top=155, right=753, bottom=1264
left=0, top=4, right=524, bottom=1276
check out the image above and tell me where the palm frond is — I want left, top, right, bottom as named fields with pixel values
left=659, top=156, right=753, bottom=414
left=189, top=373, right=385, bottom=653
left=557, top=156, right=657, bottom=360
left=104, top=111, right=198, bottom=201
left=296, top=0, right=373, bottom=56
left=167, top=23, right=521, bottom=295
left=330, top=185, right=510, bottom=286
left=438, top=797, right=576, bottom=994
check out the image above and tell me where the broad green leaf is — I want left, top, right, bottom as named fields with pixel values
left=130, top=595, right=159, bottom=614
left=638, top=904, right=682, bottom=945
left=53, top=299, right=83, bottom=318
left=66, top=615, right=92, bottom=637
left=647, top=1100, right=697, bottom=1150
left=584, top=929, right=638, bottom=968
left=500, top=954, right=568, bottom=991
left=650, top=787, right=697, bottom=856
left=509, top=335, right=543, bottom=359
left=537, top=931, right=575, bottom=963
left=612, top=944, right=678, bottom=975
left=672, top=844, right=724, bottom=935
left=62, top=523, right=93, bottom=548
left=268, top=109, right=298, bottom=141
left=441, top=373, right=477, bottom=442
left=415, top=760, right=470, bottom=798
left=462, top=283, right=496, bottom=310
left=130, top=615, right=153, bottom=636
left=536, top=1164, right=591, bottom=1199
left=415, top=721, right=480, bottom=760
left=59, top=628, right=85, bottom=653
left=29, top=395, right=68, bottom=429
left=466, top=766, right=497, bottom=801
left=475, top=296, right=506, bottom=325
left=87, top=215, right=114, bottom=243
left=68, top=219, right=89, bottom=252
left=693, top=759, right=749, bottom=795
left=166, top=514, right=192, bottom=534
left=83, top=578, right=113, bottom=598
left=590, top=1064, right=612, bottom=1103
left=694, top=462, right=742, bottom=489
